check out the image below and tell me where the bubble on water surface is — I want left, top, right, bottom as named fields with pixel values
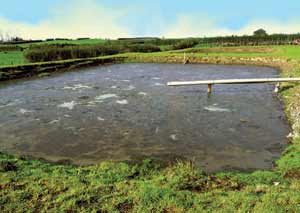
left=58, top=101, right=77, bottom=110
left=138, top=92, right=147, bottom=96
left=204, top=106, right=231, bottom=112
left=48, top=120, right=60, bottom=124
left=0, top=99, right=23, bottom=108
left=63, top=84, right=92, bottom=91
left=19, top=109, right=32, bottom=114
left=97, top=117, right=105, bottom=121
left=95, top=94, right=118, bottom=100
left=170, top=134, right=178, bottom=141
left=116, top=100, right=128, bottom=105
left=123, top=85, right=136, bottom=91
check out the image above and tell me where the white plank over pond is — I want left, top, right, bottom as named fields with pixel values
left=167, top=77, right=300, bottom=93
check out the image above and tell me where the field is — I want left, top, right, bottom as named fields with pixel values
left=0, top=51, right=27, bottom=67
left=1, top=41, right=300, bottom=211
left=17, top=38, right=106, bottom=47
left=2, top=42, right=300, bottom=68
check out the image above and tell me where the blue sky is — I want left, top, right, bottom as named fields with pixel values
left=1, top=0, right=300, bottom=39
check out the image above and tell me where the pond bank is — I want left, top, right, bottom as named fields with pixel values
left=0, top=56, right=126, bottom=81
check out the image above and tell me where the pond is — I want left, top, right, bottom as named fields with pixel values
left=0, top=63, right=290, bottom=172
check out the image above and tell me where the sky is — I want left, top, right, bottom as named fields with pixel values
left=1, top=0, right=300, bottom=39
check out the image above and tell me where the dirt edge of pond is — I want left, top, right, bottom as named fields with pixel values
left=0, top=56, right=126, bottom=81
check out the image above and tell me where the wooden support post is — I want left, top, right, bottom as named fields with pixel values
left=207, top=84, right=212, bottom=94
left=274, top=83, right=280, bottom=93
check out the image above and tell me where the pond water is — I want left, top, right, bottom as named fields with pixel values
left=0, top=63, right=290, bottom=172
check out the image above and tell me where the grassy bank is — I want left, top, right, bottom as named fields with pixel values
left=0, top=51, right=27, bottom=67
left=1, top=139, right=300, bottom=212
left=1, top=45, right=300, bottom=212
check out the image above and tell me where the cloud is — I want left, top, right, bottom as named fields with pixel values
left=163, top=15, right=300, bottom=38
left=0, top=0, right=130, bottom=40
left=1, top=2, right=300, bottom=40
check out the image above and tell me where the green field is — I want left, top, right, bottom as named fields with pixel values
left=0, top=39, right=105, bottom=67
left=1, top=44, right=300, bottom=212
left=0, top=51, right=27, bottom=67
left=3, top=44, right=300, bottom=68
left=171, top=45, right=300, bottom=59
left=19, top=38, right=106, bottom=47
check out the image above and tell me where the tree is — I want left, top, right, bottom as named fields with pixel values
left=0, top=30, right=4, bottom=42
left=11, top=36, right=24, bottom=42
left=254, top=29, right=268, bottom=37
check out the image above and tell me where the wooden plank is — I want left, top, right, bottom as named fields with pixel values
left=207, top=84, right=212, bottom=93
left=167, top=78, right=300, bottom=86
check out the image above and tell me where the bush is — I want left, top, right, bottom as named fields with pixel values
left=172, top=39, right=199, bottom=50
left=25, top=43, right=161, bottom=62
left=0, top=45, right=23, bottom=51
left=126, top=44, right=161, bottom=53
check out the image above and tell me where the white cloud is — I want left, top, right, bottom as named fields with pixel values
left=1, top=2, right=300, bottom=40
left=0, top=0, right=130, bottom=40
left=163, top=15, right=300, bottom=38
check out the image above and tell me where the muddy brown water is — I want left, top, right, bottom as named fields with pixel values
left=0, top=63, right=290, bottom=172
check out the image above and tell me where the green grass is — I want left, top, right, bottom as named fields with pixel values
left=272, top=45, right=300, bottom=59
left=0, top=51, right=27, bottom=67
left=0, top=39, right=106, bottom=67
left=1, top=139, right=300, bottom=212
left=169, top=45, right=300, bottom=59
left=1, top=44, right=300, bottom=211
left=2, top=45, right=300, bottom=68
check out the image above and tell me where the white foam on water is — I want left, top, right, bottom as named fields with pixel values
left=97, top=117, right=105, bottom=121
left=154, top=83, right=164, bottom=86
left=121, top=80, right=130, bottom=82
left=152, top=77, right=161, bottom=80
left=155, top=127, right=159, bottom=134
left=123, top=85, right=136, bottom=91
left=86, top=102, right=96, bottom=106
left=58, top=101, right=77, bottom=110
left=19, top=109, right=32, bottom=114
left=116, top=100, right=128, bottom=105
left=170, top=134, right=178, bottom=141
left=48, top=119, right=60, bottom=124
left=111, top=86, right=118, bottom=89
left=95, top=94, right=118, bottom=100
left=204, top=106, right=231, bottom=112
left=138, top=92, right=148, bottom=96
left=63, top=84, right=92, bottom=91
left=0, top=103, right=12, bottom=108
left=1, top=99, right=23, bottom=108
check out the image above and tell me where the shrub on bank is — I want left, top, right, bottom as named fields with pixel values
left=25, top=43, right=161, bottom=62
left=172, top=39, right=199, bottom=50
left=0, top=45, right=23, bottom=51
